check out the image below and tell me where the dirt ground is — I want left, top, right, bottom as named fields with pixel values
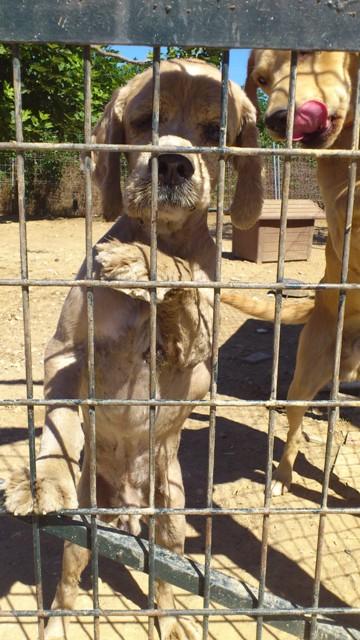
left=0, top=215, right=359, bottom=640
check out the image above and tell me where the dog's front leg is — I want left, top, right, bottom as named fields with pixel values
left=155, top=446, right=201, bottom=640
left=6, top=288, right=85, bottom=515
left=96, top=240, right=192, bottom=302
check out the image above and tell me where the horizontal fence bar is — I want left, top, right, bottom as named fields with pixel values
left=0, top=398, right=359, bottom=408
left=1, top=605, right=360, bottom=620
left=1, top=0, right=360, bottom=50
left=2, top=505, right=360, bottom=519
left=0, top=279, right=359, bottom=291
left=2, top=142, right=360, bottom=160
left=3, top=508, right=360, bottom=516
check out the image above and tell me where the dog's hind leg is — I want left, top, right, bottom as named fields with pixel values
left=44, top=541, right=91, bottom=640
left=155, top=447, right=201, bottom=640
left=272, top=309, right=335, bottom=496
left=45, top=458, right=92, bottom=640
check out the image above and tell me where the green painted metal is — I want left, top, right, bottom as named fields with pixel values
left=0, top=0, right=360, bottom=50
left=0, top=486, right=358, bottom=640
left=20, top=514, right=360, bottom=639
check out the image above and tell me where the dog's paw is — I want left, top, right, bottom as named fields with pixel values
left=159, top=617, right=201, bottom=640
left=44, top=615, right=68, bottom=640
left=96, top=241, right=150, bottom=281
left=96, top=241, right=171, bottom=302
left=34, top=475, right=78, bottom=514
left=96, top=241, right=153, bottom=301
left=5, top=465, right=78, bottom=515
left=271, top=479, right=290, bottom=497
left=271, top=465, right=292, bottom=497
left=5, top=467, right=34, bottom=515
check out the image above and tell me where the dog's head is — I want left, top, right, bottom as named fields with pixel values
left=246, top=50, right=357, bottom=148
left=92, top=59, right=263, bottom=231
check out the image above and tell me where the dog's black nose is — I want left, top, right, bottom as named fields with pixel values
left=156, top=154, right=194, bottom=185
left=265, top=109, right=288, bottom=138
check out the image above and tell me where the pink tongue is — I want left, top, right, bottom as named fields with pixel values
left=293, top=100, right=329, bottom=141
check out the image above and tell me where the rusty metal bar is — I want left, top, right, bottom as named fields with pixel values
left=83, top=44, right=100, bottom=640
left=2, top=278, right=360, bottom=291
left=1, top=398, right=360, bottom=409
left=309, top=54, right=360, bottom=640
left=1, top=605, right=359, bottom=618
left=256, top=50, right=298, bottom=640
left=202, top=48, right=230, bottom=640
left=147, top=45, right=160, bottom=640
left=3, top=140, right=360, bottom=160
left=0, top=603, right=359, bottom=625
left=2, top=502, right=360, bottom=517
left=11, top=44, right=45, bottom=640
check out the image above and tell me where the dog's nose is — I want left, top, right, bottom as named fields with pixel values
left=265, top=109, right=288, bottom=138
left=156, top=154, right=194, bottom=185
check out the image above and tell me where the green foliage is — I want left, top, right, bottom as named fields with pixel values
left=0, top=44, right=141, bottom=142
left=256, top=89, right=281, bottom=149
left=0, top=45, right=145, bottom=216
left=166, top=47, right=223, bottom=68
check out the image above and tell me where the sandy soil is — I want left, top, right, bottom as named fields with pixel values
left=0, top=215, right=359, bottom=640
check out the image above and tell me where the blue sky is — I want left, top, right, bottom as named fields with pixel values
left=119, top=46, right=250, bottom=87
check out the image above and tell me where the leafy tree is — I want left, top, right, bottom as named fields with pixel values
left=0, top=44, right=147, bottom=216
left=0, top=44, right=143, bottom=142
left=256, top=89, right=279, bottom=148
left=166, top=47, right=223, bottom=68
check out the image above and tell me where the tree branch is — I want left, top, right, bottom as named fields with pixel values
left=91, top=45, right=150, bottom=66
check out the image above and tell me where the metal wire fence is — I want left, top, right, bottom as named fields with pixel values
left=0, top=153, right=322, bottom=218
left=0, top=4, right=360, bottom=640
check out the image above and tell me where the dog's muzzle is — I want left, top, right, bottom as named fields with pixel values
left=145, top=153, right=198, bottom=209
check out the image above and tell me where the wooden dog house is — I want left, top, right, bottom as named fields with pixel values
left=232, top=199, right=325, bottom=263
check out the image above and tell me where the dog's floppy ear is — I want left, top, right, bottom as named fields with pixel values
left=229, top=95, right=263, bottom=230
left=92, top=86, right=129, bottom=221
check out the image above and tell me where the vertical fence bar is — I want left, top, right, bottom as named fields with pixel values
left=202, top=49, right=230, bottom=640
left=256, top=50, right=298, bottom=640
left=83, top=45, right=100, bottom=640
left=12, top=44, right=45, bottom=640
left=309, top=55, right=360, bottom=640
left=148, top=45, right=160, bottom=640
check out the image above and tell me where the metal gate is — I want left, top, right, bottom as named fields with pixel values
left=0, top=2, right=360, bottom=640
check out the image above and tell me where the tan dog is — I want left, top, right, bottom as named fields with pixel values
left=237, top=50, right=360, bottom=496
left=5, top=59, right=264, bottom=640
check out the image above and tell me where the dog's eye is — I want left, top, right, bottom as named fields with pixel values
left=257, top=76, right=267, bottom=86
left=203, top=122, right=220, bottom=142
left=131, top=113, right=153, bottom=130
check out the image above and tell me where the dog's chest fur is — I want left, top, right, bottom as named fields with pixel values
left=80, top=262, right=213, bottom=505
left=93, top=279, right=213, bottom=374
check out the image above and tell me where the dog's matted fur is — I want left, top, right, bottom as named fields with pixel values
left=5, top=59, right=263, bottom=639
left=237, top=50, right=360, bottom=496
